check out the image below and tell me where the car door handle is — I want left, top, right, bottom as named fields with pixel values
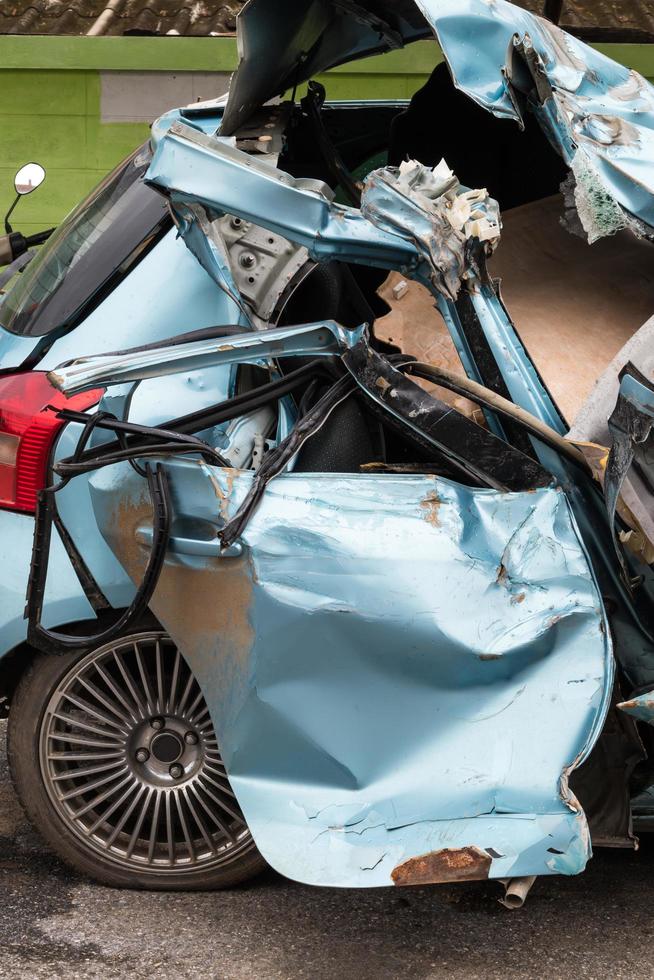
left=136, top=525, right=243, bottom=558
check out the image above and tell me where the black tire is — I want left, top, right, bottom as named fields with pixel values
left=7, top=631, right=266, bottom=890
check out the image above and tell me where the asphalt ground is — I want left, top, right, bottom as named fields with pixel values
left=2, top=718, right=654, bottom=979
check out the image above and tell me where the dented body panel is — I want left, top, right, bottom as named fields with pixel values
left=16, top=0, right=654, bottom=899
left=89, top=459, right=613, bottom=886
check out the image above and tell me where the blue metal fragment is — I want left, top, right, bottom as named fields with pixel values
left=618, top=692, right=654, bottom=727
left=48, top=321, right=367, bottom=396
left=221, top=0, right=654, bottom=235
left=423, top=0, right=654, bottom=234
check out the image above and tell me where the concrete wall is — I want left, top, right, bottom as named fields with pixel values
left=99, top=71, right=232, bottom=123
left=1, top=36, right=653, bottom=236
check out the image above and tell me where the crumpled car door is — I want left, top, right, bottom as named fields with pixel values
left=85, top=451, right=612, bottom=888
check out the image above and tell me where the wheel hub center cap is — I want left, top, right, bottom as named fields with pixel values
left=151, top=731, right=183, bottom=763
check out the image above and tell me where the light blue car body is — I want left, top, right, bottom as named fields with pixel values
left=0, top=107, right=238, bottom=655
left=2, top=0, right=654, bottom=888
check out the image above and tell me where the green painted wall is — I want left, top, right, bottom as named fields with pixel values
left=1, top=36, right=653, bottom=236
left=1, top=69, right=148, bottom=235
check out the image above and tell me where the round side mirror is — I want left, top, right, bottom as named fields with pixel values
left=14, top=162, right=46, bottom=196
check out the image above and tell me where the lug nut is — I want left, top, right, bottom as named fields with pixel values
left=239, top=252, right=256, bottom=269
left=184, top=731, right=198, bottom=745
left=169, top=763, right=184, bottom=779
left=135, top=748, right=150, bottom=763
left=150, top=717, right=165, bottom=730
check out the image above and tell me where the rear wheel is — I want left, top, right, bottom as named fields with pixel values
left=8, top=630, right=265, bottom=889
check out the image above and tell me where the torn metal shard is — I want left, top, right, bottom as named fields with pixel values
left=618, top=692, right=654, bottom=727
left=219, top=0, right=654, bottom=234
left=360, top=160, right=501, bottom=301
left=391, top=846, right=492, bottom=886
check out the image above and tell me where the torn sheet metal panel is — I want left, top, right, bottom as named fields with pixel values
left=146, top=123, right=419, bottom=272
left=222, top=0, right=654, bottom=233
left=220, top=0, right=430, bottom=136
left=426, top=0, right=654, bottom=232
left=360, top=159, right=501, bottom=301
left=146, top=124, right=503, bottom=310
left=171, top=201, right=254, bottom=323
left=145, top=127, right=506, bottom=313
left=89, top=459, right=613, bottom=887
left=140, top=114, right=568, bottom=458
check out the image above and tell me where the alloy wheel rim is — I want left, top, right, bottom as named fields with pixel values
left=39, top=632, right=253, bottom=874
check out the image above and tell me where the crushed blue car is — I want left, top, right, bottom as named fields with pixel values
left=1, top=0, right=654, bottom=907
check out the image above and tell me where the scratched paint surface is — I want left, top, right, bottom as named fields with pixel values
left=90, top=459, right=613, bottom=887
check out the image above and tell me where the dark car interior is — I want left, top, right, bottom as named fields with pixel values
left=278, top=59, right=654, bottom=440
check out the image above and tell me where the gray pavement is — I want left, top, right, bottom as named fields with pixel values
left=1, top=718, right=653, bottom=979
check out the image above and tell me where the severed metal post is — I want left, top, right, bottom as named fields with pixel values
left=543, top=0, right=564, bottom=25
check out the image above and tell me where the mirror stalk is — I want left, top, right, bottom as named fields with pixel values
left=4, top=195, right=20, bottom=235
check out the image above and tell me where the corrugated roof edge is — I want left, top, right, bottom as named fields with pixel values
left=1, top=0, right=654, bottom=39
left=0, top=35, right=652, bottom=80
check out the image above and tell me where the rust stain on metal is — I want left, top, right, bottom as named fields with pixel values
left=111, top=492, right=154, bottom=579
left=619, top=697, right=654, bottom=711
left=205, top=465, right=238, bottom=523
left=375, top=376, right=392, bottom=393
left=151, top=555, right=255, bottom=693
left=511, top=592, right=526, bottom=605
left=105, top=490, right=256, bottom=697
left=420, top=491, right=442, bottom=528
left=391, top=846, right=492, bottom=886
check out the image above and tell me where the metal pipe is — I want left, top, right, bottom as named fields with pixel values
left=405, top=361, right=591, bottom=473
left=86, top=0, right=128, bottom=36
left=500, top=875, right=537, bottom=909
left=543, top=0, right=564, bottom=25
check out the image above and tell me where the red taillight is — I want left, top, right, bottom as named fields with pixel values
left=0, top=372, right=104, bottom=513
